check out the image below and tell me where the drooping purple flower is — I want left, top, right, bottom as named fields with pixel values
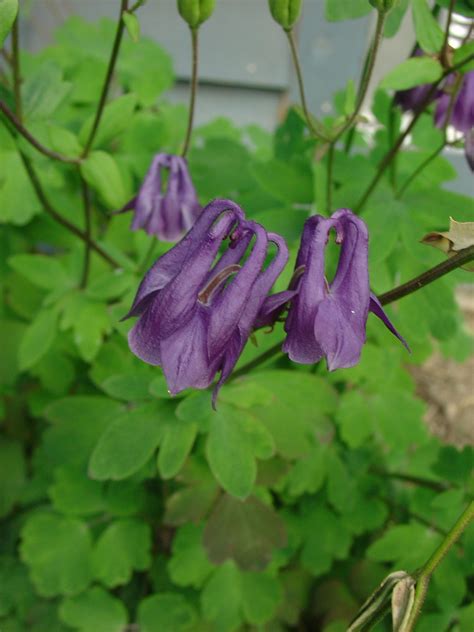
left=119, top=153, right=201, bottom=242
left=125, top=199, right=289, bottom=399
left=435, top=71, right=474, bottom=133
left=280, top=209, right=407, bottom=370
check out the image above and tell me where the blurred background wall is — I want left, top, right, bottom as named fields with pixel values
left=17, top=0, right=473, bottom=194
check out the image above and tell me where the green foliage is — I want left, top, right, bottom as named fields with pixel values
left=0, top=0, right=18, bottom=47
left=1, top=9, right=473, bottom=632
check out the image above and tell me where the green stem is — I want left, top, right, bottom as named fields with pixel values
left=20, top=152, right=120, bottom=268
left=440, top=0, right=456, bottom=67
left=354, top=53, right=474, bottom=213
left=405, top=501, right=474, bottom=632
left=231, top=245, right=474, bottom=379
left=325, top=143, right=334, bottom=213
left=285, top=29, right=331, bottom=143
left=11, top=16, right=21, bottom=120
left=81, top=0, right=128, bottom=157
left=181, top=27, right=198, bottom=158
left=79, top=171, right=93, bottom=288
left=333, top=9, right=386, bottom=143
left=377, top=245, right=474, bottom=306
left=395, top=143, right=445, bottom=199
left=0, top=100, right=81, bottom=163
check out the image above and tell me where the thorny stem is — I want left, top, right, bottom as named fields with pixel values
left=285, top=29, right=331, bottom=143
left=231, top=245, right=474, bottom=379
left=181, top=27, right=198, bottom=158
left=404, top=501, right=474, bottom=632
left=0, top=100, right=81, bottom=163
left=11, top=16, right=21, bottom=120
left=79, top=171, right=93, bottom=288
left=20, top=152, right=120, bottom=268
left=81, top=0, right=129, bottom=157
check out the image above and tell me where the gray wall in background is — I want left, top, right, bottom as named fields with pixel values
left=17, top=0, right=473, bottom=195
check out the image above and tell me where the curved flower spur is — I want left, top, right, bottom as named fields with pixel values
left=124, top=199, right=289, bottom=401
left=118, top=152, right=202, bottom=242
left=281, top=209, right=408, bottom=369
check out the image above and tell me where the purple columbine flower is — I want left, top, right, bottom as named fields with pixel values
left=119, top=153, right=202, bottom=242
left=435, top=71, right=474, bottom=133
left=124, top=199, right=289, bottom=400
left=280, top=209, right=408, bottom=370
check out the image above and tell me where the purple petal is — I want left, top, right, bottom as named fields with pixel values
left=369, top=293, right=410, bottom=351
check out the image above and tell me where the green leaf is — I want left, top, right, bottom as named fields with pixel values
left=47, top=124, right=82, bottom=156
left=80, top=151, right=128, bottom=209
left=59, top=587, right=127, bottom=632
left=44, top=395, right=123, bottom=425
left=0, top=150, right=41, bottom=225
left=0, top=319, right=26, bottom=387
left=203, top=494, right=287, bottom=571
left=412, top=0, right=444, bottom=53
left=206, top=403, right=274, bottom=498
left=343, top=79, right=356, bottom=116
left=453, top=40, right=474, bottom=73
left=79, top=94, right=137, bottom=149
left=241, top=572, right=282, bottom=626
left=325, top=0, right=372, bottom=21
left=86, top=269, right=135, bottom=300
left=298, top=501, right=353, bottom=576
left=244, top=371, right=337, bottom=459
left=0, top=438, right=25, bottom=517
left=119, top=38, right=174, bottom=106
left=92, top=518, right=151, bottom=587
left=22, top=62, right=71, bottom=122
left=380, top=57, right=443, bottom=90
left=252, top=159, right=313, bottom=205
left=367, top=523, right=441, bottom=569
left=123, top=11, right=140, bottom=42
left=100, top=371, right=153, bottom=401
left=18, top=308, right=57, bottom=370
left=157, top=421, right=198, bottom=479
left=20, top=513, right=92, bottom=597
left=201, top=563, right=242, bottom=631
left=72, top=300, right=112, bottom=362
left=168, top=523, right=213, bottom=588
left=89, top=403, right=166, bottom=480
left=283, top=443, right=327, bottom=497
left=336, top=390, right=374, bottom=448
left=8, top=254, right=70, bottom=291
left=138, top=593, right=197, bottom=632
left=0, top=555, right=35, bottom=618
left=48, top=466, right=104, bottom=516
left=0, top=0, right=18, bottom=46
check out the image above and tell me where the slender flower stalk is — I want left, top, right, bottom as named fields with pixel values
left=285, top=29, right=331, bottom=143
left=11, top=16, right=21, bottom=120
left=181, top=27, right=199, bottom=157
left=79, top=170, right=93, bottom=288
left=0, top=100, right=81, bottom=164
left=404, top=501, right=474, bottom=632
left=81, top=0, right=129, bottom=157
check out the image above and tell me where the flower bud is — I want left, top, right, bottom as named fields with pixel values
left=369, top=0, right=398, bottom=12
left=268, top=0, right=302, bottom=31
left=177, top=0, right=216, bottom=29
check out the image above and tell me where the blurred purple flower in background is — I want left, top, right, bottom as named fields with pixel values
left=395, top=49, right=439, bottom=113
left=125, top=199, right=288, bottom=401
left=281, top=209, right=408, bottom=370
left=119, top=153, right=202, bottom=242
left=435, top=71, right=474, bottom=133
